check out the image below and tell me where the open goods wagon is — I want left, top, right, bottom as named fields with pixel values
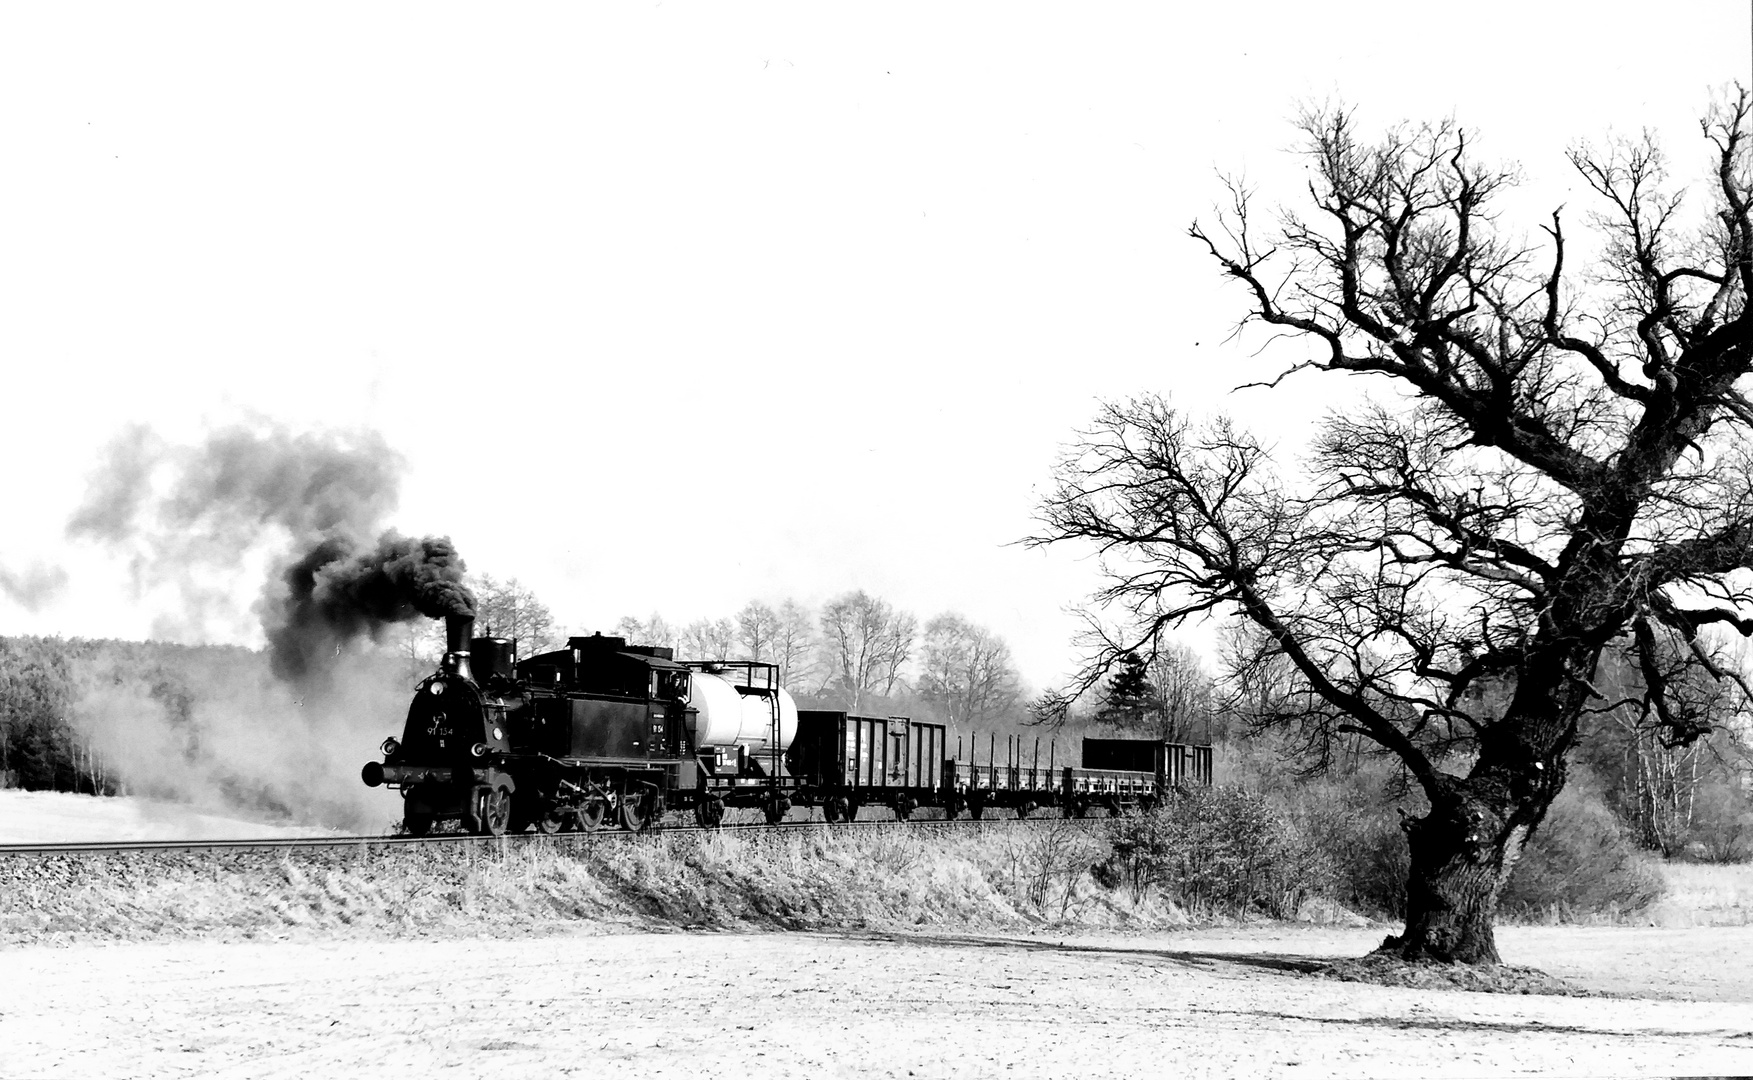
left=785, top=711, right=948, bottom=821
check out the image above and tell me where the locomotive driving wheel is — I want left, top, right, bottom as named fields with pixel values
left=620, top=788, right=663, bottom=832
left=536, top=804, right=569, bottom=834
left=475, top=786, right=513, bottom=837
left=575, top=799, right=607, bottom=832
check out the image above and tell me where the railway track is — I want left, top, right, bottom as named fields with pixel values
left=0, top=812, right=1041, bottom=858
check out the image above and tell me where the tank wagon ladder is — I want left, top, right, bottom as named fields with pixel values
left=760, top=664, right=786, bottom=823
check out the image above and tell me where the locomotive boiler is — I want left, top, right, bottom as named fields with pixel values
left=362, top=615, right=800, bottom=835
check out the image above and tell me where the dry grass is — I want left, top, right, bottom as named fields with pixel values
left=1504, top=860, right=1753, bottom=927
left=0, top=825, right=1190, bottom=946
left=1646, top=861, right=1753, bottom=926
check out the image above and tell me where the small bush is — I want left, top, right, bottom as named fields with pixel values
left=1274, top=778, right=1409, bottom=918
left=1097, top=787, right=1321, bottom=917
left=997, top=816, right=1104, bottom=919
left=1499, top=783, right=1665, bottom=920
left=1685, top=781, right=1753, bottom=864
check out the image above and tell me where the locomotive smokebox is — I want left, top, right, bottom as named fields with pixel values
left=443, top=614, right=474, bottom=681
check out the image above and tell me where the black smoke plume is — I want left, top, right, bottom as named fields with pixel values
left=66, top=422, right=409, bottom=643
left=60, top=422, right=483, bottom=830
left=267, top=531, right=474, bottom=685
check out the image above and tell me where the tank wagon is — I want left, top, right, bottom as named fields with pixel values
left=362, top=615, right=1211, bottom=835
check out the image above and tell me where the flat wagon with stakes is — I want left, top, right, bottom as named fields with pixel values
left=944, top=734, right=1213, bottom=819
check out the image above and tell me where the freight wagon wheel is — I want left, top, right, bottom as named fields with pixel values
left=693, top=796, right=726, bottom=829
left=1016, top=801, right=1034, bottom=820
left=893, top=796, right=912, bottom=823
left=576, top=799, right=607, bottom=833
left=968, top=799, right=984, bottom=821
left=843, top=800, right=859, bottom=822
left=762, top=796, right=791, bottom=825
left=822, top=797, right=843, bottom=824
left=1105, top=798, right=1123, bottom=818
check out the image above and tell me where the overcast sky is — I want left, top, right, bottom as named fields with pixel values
left=1, top=2, right=1748, bottom=688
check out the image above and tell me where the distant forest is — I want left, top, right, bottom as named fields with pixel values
left=0, top=635, right=259, bottom=793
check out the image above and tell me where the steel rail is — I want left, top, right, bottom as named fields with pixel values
left=0, top=812, right=1052, bottom=858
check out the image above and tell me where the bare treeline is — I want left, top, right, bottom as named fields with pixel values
left=612, top=590, right=1026, bottom=727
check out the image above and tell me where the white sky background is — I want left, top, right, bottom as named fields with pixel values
left=0, top=2, right=1748, bottom=689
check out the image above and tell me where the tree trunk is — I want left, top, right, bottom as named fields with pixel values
left=1382, top=785, right=1535, bottom=966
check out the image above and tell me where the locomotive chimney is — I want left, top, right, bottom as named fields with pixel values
left=443, top=614, right=474, bottom=681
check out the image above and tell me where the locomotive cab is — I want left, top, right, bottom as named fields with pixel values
left=513, top=633, right=693, bottom=761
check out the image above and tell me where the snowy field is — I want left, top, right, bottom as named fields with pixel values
left=0, top=790, right=342, bottom=843
left=3, top=927, right=1751, bottom=1078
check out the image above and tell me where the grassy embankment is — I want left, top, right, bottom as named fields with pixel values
left=3, top=818, right=1746, bottom=946
left=0, top=821, right=1178, bottom=945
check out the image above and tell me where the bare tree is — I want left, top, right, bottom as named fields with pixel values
left=680, top=617, right=738, bottom=660
left=1579, top=647, right=1749, bottom=855
left=736, top=601, right=782, bottom=662
left=1142, top=640, right=1214, bottom=743
left=772, top=599, right=817, bottom=690
left=1031, top=96, right=1753, bottom=965
left=470, top=574, right=560, bottom=657
left=613, top=613, right=677, bottom=652
left=1218, top=621, right=1393, bottom=775
left=917, top=613, right=1025, bottom=729
left=819, top=590, right=916, bottom=710
left=387, top=618, right=444, bottom=683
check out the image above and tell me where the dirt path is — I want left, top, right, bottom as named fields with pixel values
left=2, top=926, right=1750, bottom=1079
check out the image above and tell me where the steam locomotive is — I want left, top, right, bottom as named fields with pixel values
left=361, top=615, right=1212, bottom=835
